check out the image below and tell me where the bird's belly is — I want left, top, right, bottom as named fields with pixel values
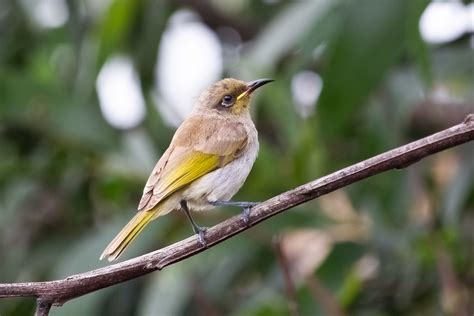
left=183, top=139, right=258, bottom=211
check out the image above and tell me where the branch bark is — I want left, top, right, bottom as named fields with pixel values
left=1, top=114, right=473, bottom=313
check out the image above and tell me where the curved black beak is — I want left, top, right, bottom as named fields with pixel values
left=237, top=78, right=274, bottom=100
left=246, top=78, right=274, bottom=93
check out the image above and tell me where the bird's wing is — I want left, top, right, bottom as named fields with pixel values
left=138, top=114, right=248, bottom=212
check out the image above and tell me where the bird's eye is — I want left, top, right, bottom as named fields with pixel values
left=221, top=94, right=234, bottom=107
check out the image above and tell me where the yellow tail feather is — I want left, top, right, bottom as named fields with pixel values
left=100, top=210, right=157, bottom=262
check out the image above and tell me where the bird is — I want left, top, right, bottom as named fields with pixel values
left=100, top=78, right=273, bottom=261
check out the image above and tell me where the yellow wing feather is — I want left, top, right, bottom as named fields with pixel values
left=100, top=210, right=156, bottom=261
left=140, top=151, right=221, bottom=211
left=159, top=152, right=220, bottom=199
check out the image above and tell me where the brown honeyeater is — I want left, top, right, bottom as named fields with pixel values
left=100, top=78, right=273, bottom=261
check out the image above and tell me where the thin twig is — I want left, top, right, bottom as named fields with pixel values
left=0, top=114, right=473, bottom=311
left=306, top=276, right=346, bottom=316
left=273, top=236, right=300, bottom=316
left=437, top=249, right=470, bottom=316
left=34, top=299, right=52, bottom=316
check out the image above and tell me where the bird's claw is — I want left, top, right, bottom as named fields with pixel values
left=243, top=207, right=252, bottom=226
left=196, top=227, right=208, bottom=247
left=210, top=200, right=258, bottom=226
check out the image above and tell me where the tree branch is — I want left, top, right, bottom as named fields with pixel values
left=1, top=114, right=473, bottom=312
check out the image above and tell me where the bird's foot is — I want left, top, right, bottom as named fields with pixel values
left=180, top=200, right=208, bottom=246
left=194, top=225, right=208, bottom=247
left=210, top=200, right=259, bottom=226
left=242, top=206, right=253, bottom=226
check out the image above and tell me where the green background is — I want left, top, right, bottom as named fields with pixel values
left=1, top=0, right=473, bottom=315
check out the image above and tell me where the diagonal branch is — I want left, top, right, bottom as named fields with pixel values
left=1, top=114, right=473, bottom=312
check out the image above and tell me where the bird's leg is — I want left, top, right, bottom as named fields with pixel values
left=210, top=200, right=259, bottom=225
left=180, top=200, right=207, bottom=246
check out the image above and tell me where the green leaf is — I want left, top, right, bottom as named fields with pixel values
left=405, top=0, right=432, bottom=85
left=317, top=0, right=411, bottom=137
left=242, top=0, right=341, bottom=74
left=97, top=0, right=141, bottom=62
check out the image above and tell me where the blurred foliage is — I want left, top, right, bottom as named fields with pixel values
left=1, top=0, right=473, bottom=315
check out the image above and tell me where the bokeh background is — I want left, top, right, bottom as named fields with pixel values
left=1, top=0, right=473, bottom=315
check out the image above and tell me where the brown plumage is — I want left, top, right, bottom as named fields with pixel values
left=100, top=78, right=273, bottom=261
left=138, top=113, right=249, bottom=212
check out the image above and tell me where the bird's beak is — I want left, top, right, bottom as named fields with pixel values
left=237, top=78, right=274, bottom=101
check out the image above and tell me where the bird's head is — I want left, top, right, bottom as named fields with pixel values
left=195, top=78, right=273, bottom=116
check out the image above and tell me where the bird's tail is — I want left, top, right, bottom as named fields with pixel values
left=100, top=210, right=156, bottom=262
